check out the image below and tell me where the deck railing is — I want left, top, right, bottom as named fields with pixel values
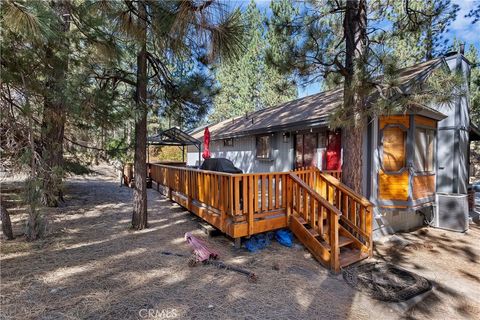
left=149, top=163, right=371, bottom=270
left=293, top=167, right=373, bottom=255
left=149, top=164, right=290, bottom=237
left=287, top=172, right=342, bottom=270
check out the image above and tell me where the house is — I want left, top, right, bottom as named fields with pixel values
left=185, top=49, right=478, bottom=239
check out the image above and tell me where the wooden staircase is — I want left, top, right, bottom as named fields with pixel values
left=287, top=168, right=373, bottom=272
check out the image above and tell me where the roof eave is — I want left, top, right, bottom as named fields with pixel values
left=207, top=117, right=330, bottom=140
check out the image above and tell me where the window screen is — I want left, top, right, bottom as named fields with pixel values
left=256, top=135, right=271, bottom=159
left=223, top=138, right=233, bottom=147
left=382, top=126, right=406, bottom=172
left=414, top=128, right=434, bottom=172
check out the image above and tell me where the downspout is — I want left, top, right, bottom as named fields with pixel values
left=452, top=44, right=464, bottom=193
left=467, top=62, right=477, bottom=184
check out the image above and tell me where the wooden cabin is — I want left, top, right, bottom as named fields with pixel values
left=147, top=51, right=476, bottom=271
left=184, top=52, right=476, bottom=238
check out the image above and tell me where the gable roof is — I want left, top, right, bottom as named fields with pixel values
left=192, top=57, right=447, bottom=140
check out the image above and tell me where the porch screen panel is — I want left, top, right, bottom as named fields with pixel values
left=303, top=133, right=317, bottom=167
left=415, top=128, right=434, bottom=172
left=382, top=127, right=406, bottom=172
left=256, top=135, right=271, bottom=159
left=295, top=134, right=304, bottom=167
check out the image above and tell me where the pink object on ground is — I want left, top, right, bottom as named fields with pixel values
left=202, top=127, right=211, bottom=159
left=185, top=232, right=218, bottom=262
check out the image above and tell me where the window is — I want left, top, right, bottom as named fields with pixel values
left=223, top=138, right=233, bottom=147
left=414, top=128, right=435, bottom=172
left=318, top=130, right=327, bottom=148
left=256, top=135, right=271, bottom=159
left=382, top=126, right=406, bottom=172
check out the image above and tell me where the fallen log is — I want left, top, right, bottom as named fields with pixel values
left=160, top=251, right=257, bottom=282
left=204, top=260, right=257, bottom=283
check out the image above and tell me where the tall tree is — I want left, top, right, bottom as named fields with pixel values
left=340, top=0, right=368, bottom=192
left=99, top=1, right=244, bottom=229
left=268, top=0, right=461, bottom=193
left=386, top=0, right=459, bottom=65
left=131, top=1, right=149, bottom=229
left=1, top=1, right=138, bottom=238
left=41, top=0, right=70, bottom=206
left=466, top=1, right=480, bottom=24
left=466, top=45, right=480, bottom=124
left=211, top=0, right=295, bottom=123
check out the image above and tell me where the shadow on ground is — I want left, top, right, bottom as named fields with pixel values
left=2, top=167, right=479, bottom=319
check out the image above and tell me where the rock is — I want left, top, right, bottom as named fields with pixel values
left=303, top=252, right=312, bottom=259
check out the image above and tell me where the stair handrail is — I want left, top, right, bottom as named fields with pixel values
left=313, top=167, right=373, bottom=256
left=315, top=168, right=372, bottom=207
left=288, top=172, right=343, bottom=217
left=288, top=172, right=342, bottom=271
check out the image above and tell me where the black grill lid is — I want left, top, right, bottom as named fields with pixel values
left=200, top=158, right=243, bottom=174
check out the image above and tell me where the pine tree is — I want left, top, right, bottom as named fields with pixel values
left=267, top=0, right=461, bottom=192
left=40, top=0, right=70, bottom=207
left=211, top=0, right=295, bottom=123
left=466, top=45, right=480, bottom=124
left=386, top=0, right=458, bottom=66
left=95, top=1, right=244, bottom=230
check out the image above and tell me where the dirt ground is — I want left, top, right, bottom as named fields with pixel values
left=1, top=166, right=479, bottom=320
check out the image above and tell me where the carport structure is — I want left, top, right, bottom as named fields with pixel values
left=147, top=127, right=201, bottom=165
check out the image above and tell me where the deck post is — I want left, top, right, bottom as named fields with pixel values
left=234, top=237, right=241, bottom=249
left=366, top=205, right=373, bottom=257
left=329, top=212, right=340, bottom=272
left=286, top=175, right=292, bottom=221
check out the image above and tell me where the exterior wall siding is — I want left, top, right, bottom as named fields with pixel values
left=187, top=133, right=294, bottom=173
left=373, top=209, right=425, bottom=238
left=435, top=55, right=471, bottom=194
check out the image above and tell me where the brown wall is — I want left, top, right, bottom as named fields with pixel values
left=412, top=175, right=435, bottom=200
left=378, top=116, right=410, bottom=201
left=379, top=170, right=409, bottom=201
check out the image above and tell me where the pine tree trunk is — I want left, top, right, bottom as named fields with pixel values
left=41, top=1, right=70, bottom=207
left=132, top=1, right=148, bottom=230
left=1, top=202, right=14, bottom=240
left=341, top=0, right=367, bottom=193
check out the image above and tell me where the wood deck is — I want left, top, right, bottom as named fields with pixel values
left=149, top=164, right=373, bottom=272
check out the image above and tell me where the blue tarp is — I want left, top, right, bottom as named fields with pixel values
left=244, top=229, right=293, bottom=252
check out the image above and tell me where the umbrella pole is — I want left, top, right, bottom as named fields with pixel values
left=197, top=143, right=201, bottom=167
left=147, top=144, right=150, bottom=164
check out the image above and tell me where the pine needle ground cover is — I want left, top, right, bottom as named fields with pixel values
left=1, top=165, right=480, bottom=319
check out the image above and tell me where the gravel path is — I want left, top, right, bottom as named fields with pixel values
left=1, top=166, right=479, bottom=319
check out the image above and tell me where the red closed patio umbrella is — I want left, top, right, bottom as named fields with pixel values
left=202, top=127, right=211, bottom=159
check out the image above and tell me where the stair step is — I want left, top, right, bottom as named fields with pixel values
left=297, top=216, right=307, bottom=225
left=308, top=228, right=319, bottom=237
left=321, top=235, right=354, bottom=247
left=339, top=249, right=369, bottom=268
left=317, top=238, right=331, bottom=251
left=338, top=236, right=354, bottom=248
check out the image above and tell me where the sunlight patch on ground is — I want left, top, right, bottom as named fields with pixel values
left=42, top=264, right=95, bottom=285
left=294, top=285, right=314, bottom=310
left=147, top=218, right=168, bottom=224
left=170, top=236, right=187, bottom=244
